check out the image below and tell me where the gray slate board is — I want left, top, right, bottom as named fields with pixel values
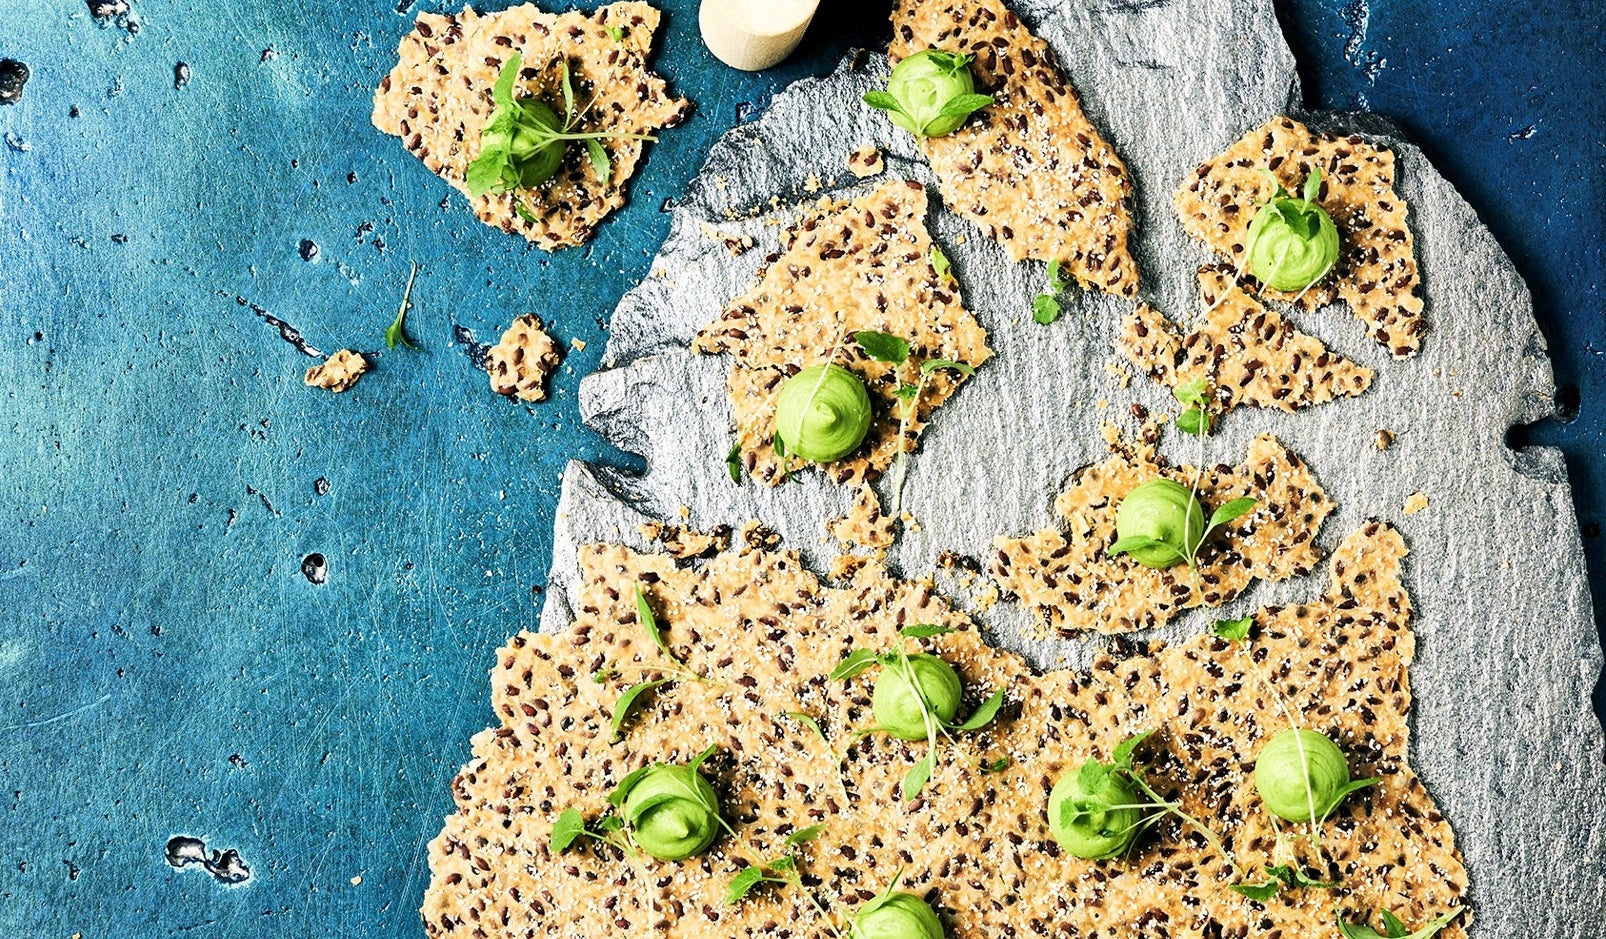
left=541, top=0, right=1606, bottom=931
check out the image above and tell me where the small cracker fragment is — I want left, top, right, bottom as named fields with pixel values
left=694, top=179, right=991, bottom=487
left=992, top=431, right=1333, bottom=635
left=372, top=2, right=690, bottom=250
left=487, top=314, right=561, bottom=402
left=1376, top=429, right=1396, bottom=450
left=845, top=144, right=884, bottom=179
left=422, top=521, right=1466, bottom=939
left=828, top=484, right=897, bottom=553
left=639, top=521, right=732, bottom=560
left=303, top=349, right=367, bottom=392
left=1176, top=115, right=1424, bottom=356
left=890, top=0, right=1139, bottom=297
left=1117, top=265, right=1373, bottom=417
left=1404, top=491, right=1429, bottom=515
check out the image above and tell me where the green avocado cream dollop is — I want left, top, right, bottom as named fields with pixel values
left=774, top=363, right=872, bottom=464
left=881, top=49, right=987, bottom=138
left=851, top=891, right=945, bottom=939
left=1243, top=182, right=1340, bottom=292
left=618, top=758, right=724, bottom=860
left=1253, top=727, right=1365, bottom=823
left=872, top=653, right=963, bottom=741
left=1047, top=768, right=1141, bottom=860
left=1113, top=478, right=1205, bottom=569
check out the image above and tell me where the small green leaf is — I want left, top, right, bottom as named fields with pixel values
left=894, top=383, right=920, bottom=402
left=606, top=24, right=624, bottom=42
left=1211, top=616, right=1254, bottom=642
left=689, top=744, right=718, bottom=772
left=901, top=754, right=934, bottom=801
left=1107, top=535, right=1182, bottom=568
left=830, top=648, right=881, bottom=682
left=786, top=823, right=826, bottom=846
left=585, top=137, right=611, bottom=186
left=1110, top=728, right=1156, bottom=771
left=772, top=432, right=788, bottom=459
left=1172, top=376, right=1209, bottom=410
left=1380, top=912, right=1409, bottom=938
left=1045, top=259, right=1067, bottom=293
left=1031, top=293, right=1061, bottom=325
left=1176, top=406, right=1208, bottom=436
left=930, top=246, right=952, bottom=280
left=385, top=261, right=422, bottom=350
left=1320, top=777, right=1380, bottom=817
left=783, top=711, right=827, bottom=745
left=1076, top=758, right=1112, bottom=793
left=1229, top=880, right=1281, bottom=901
left=726, top=443, right=743, bottom=484
left=635, top=585, right=679, bottom=664
left=919, top=358, right=975, bottom=377
left=558, top=59, right=576, bottom=124
left=491, top=53, right=521, bottom=109
left=513, top=198, right=538, bottom=224
left=979, top=756, right=1011, bottom=773
left=1264, top=863, right=1336, bottom=890
left=725, top=865, right=767, bottom=905
left=900, top=623, right=954, bottom=639
left=862, top=90, right=902, bottom=113
left=1336, top=907, right=1462, bottom=939
left=551, top=807, right=586, bottom=852
left=1303, top=166, right=1323, bottom=205
left=465, top=147, right=510, bottom=199
left=854, top=330, right=911, bottom=365
left=611, top=679, right=670, bottom=738
left=1208, top=497, right=1257, bottom=529
left=608, top=766, right=651, bottom=806
left=952, top=689, right=1005, bottom=732
left=935, top=92, right=993, bottom=119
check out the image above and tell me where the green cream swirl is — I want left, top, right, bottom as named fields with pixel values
left=851, top=891, right=945, bottom=939
left=872, top=653, right=963, bottom=741
left=1244, top=194, right=1340, bottom=292
left=774, top=363, right=872, bottom=464
left=1253, top=728, right=1363, bottom=823
left=884, top=50, right=983, bottom=138
left=1113, top=478, right=1205, bottom=569
left=618, top=759, right=724, bottom=860
left=1047, top=768, right=1142, bottom=860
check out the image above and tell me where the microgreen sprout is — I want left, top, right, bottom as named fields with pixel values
left=863, top=49, right=993, bottom=139
left=1243, top=166, right=1340, bottom=295
left=385, top=260, right=421, bottom=350
left=725, top=440, right=744, bottom=484
left=929, top=245, right=953, bottom=285
left=553, top=745, right=729, bottom=862
left=465, top=52, right=658, bottom=199
left=725, top=824, right=827, bottom=905
left=852, top=329, right=976, bottom=517
left=1032, top=259, right=1068, bottom=324
left=1337, top=906, right=1463, bottom=939
left=832, top=624, right=1006, bottom=800
left=601, top=585, right=710, bottom=738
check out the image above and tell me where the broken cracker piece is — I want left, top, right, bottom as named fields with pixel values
left=890, top=0, right=1138, bottom=297
left=845, top=144, right=885, bottom=179
left=992, top=432, right=1333, bottom=635
left=694, top=179, right=991, bottom=487
left=487, top=314, right=561, bottom=402
left=828, top=484, right=897, bottom=553
left=1176, top=115, right=1424, bottom=357
left=372, top=3, right=690, bottom=251
left=1117, top=265, right=1373, bottom=418
left=304, top=349, right=367, bottom=392
left=1404, top=491, right=1429, bottom=515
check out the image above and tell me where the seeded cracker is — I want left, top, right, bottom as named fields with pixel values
left=1118, top=265, right=1374, bottom=416
left=694, top=179, right=991, bottom=486
left=1176, top=115, right=1425, bottom=357
left=992, top=432, right=1332, bottom=636
left=303, top=349, right=366, bottom=392
left=828, top=484, right=897, bottom=553
left=421, top=521, right=1465, bottom=938
left=889, top=0, right=1138, bottom=297
left=487, top=314, right=562, bottom=402
left=372, top=3, right=690, bottom=250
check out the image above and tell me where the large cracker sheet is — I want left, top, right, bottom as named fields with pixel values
left=541, top=0, right=1605, bottom=932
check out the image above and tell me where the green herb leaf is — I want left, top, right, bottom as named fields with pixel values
left=551, top=807, right=586, bottom=852
left=689, top=744, right=718, bottom=772
left=466, top=147, right=510, bottom=199
left=492, top=53, right=522, bottom=108
left=1228, top=880, right=1281, bottom=901
left=1176, top=406, right=1208, bottom=436
left=1380, top=912, right=1409, bottom=938
left=901, top=754, right=934, bottom=801
left=607, top=766, right=651, bottom=807
left=1111, top=728, right=1156, bottom=771
left=1172, top=376, right=1209, bottom=410
left=786, top=823, right=827, bottom=846
left=1031, top=293, right=1062, bottom=325
left=1264, top=864, right=1336, bottom=890
left=930, top=245, right=952, bottom=281
left=1045, top=259, right=1068, bottom=293
left=830, top=648, right=881, bottom=682
left=606, top=24, right=624, bottom=42
left=594, top=814, right=623, bottom=833
left=920, top=358, right=976, bottom=377
left=783, top=710, right=827, bottom=745
left=585, top=137, right=611, bottom=186
left=725, top=865, right=768, bottom=905
left=635, top=585, right=680, bottom=664
left=1208, top=497, right=1257, bottom=529
left=1336, top=908, right=1462, bottom=939
left=1320, top=777, right=1380, bottom=817
left=953, top=689, right=1005, bottom=731
left=611, top=678, right=670, bottom=738
left=1303, top=166, right=1322, bottom=205
left=1211, top=616, right=1254, bottom=642
left=900, top=623, right=954, bottom=639
left=894, top=383, right=920, bottom=402
left=1107, top=535, right=1183, bottom=567
left=726, top=442, right=743, bottom=484
left=980, top=756, right=1011, bottom=773
left=385, top=261, right=422, bottom=350
left=513, top=198, right=538, bottom=224
left=862, top=90, right=903, bottom=113
left=935, top=92, right=994, bottom=119
left=854, top=330, right=911, bottom=365
left=558, top=59, right=576, bottom=125
left=1076, top=758, right=1112, bottom=793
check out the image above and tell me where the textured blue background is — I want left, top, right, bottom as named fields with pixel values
left=0, top=0, right=1599, bottom=934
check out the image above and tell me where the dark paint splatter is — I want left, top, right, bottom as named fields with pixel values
left=0, top=60, right=29, bottom=106
left=301, top=553, right=327, bottom=585
left=221, top=292, right=325, bottom=359
left=298, top=239, right=320, bottom=262
left=1507, top=124, right=1537, bottom=141
left=313, top=477, right=331, bottom=496
left=453, top=324, right=492, bottom=371
left=173, top=61, right=191, bottom=89
left=165, top=836, right=251, bottom=885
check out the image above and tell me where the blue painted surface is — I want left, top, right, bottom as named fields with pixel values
left=0, top=0, right=1598, bottom=934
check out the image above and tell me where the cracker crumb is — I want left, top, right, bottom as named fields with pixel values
left=1404, top=491, right=1429, bottom=515
left=828, top=485, right=897, bottom=552
left=1375, top=429, right=1396, bottom=450
left=371, top=3, right=690, bottom=250
left=571, top=338, right=587, bottom=352
left=487, top=315, right=561, bottom=402
left=350, top=875, right=363, bottom=886
left=304, top=349, right=367, bottom=392
left=845, top=144, right=885, bottom=179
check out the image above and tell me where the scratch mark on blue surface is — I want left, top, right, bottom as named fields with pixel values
left=2, top=694, right=111, bottom=731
